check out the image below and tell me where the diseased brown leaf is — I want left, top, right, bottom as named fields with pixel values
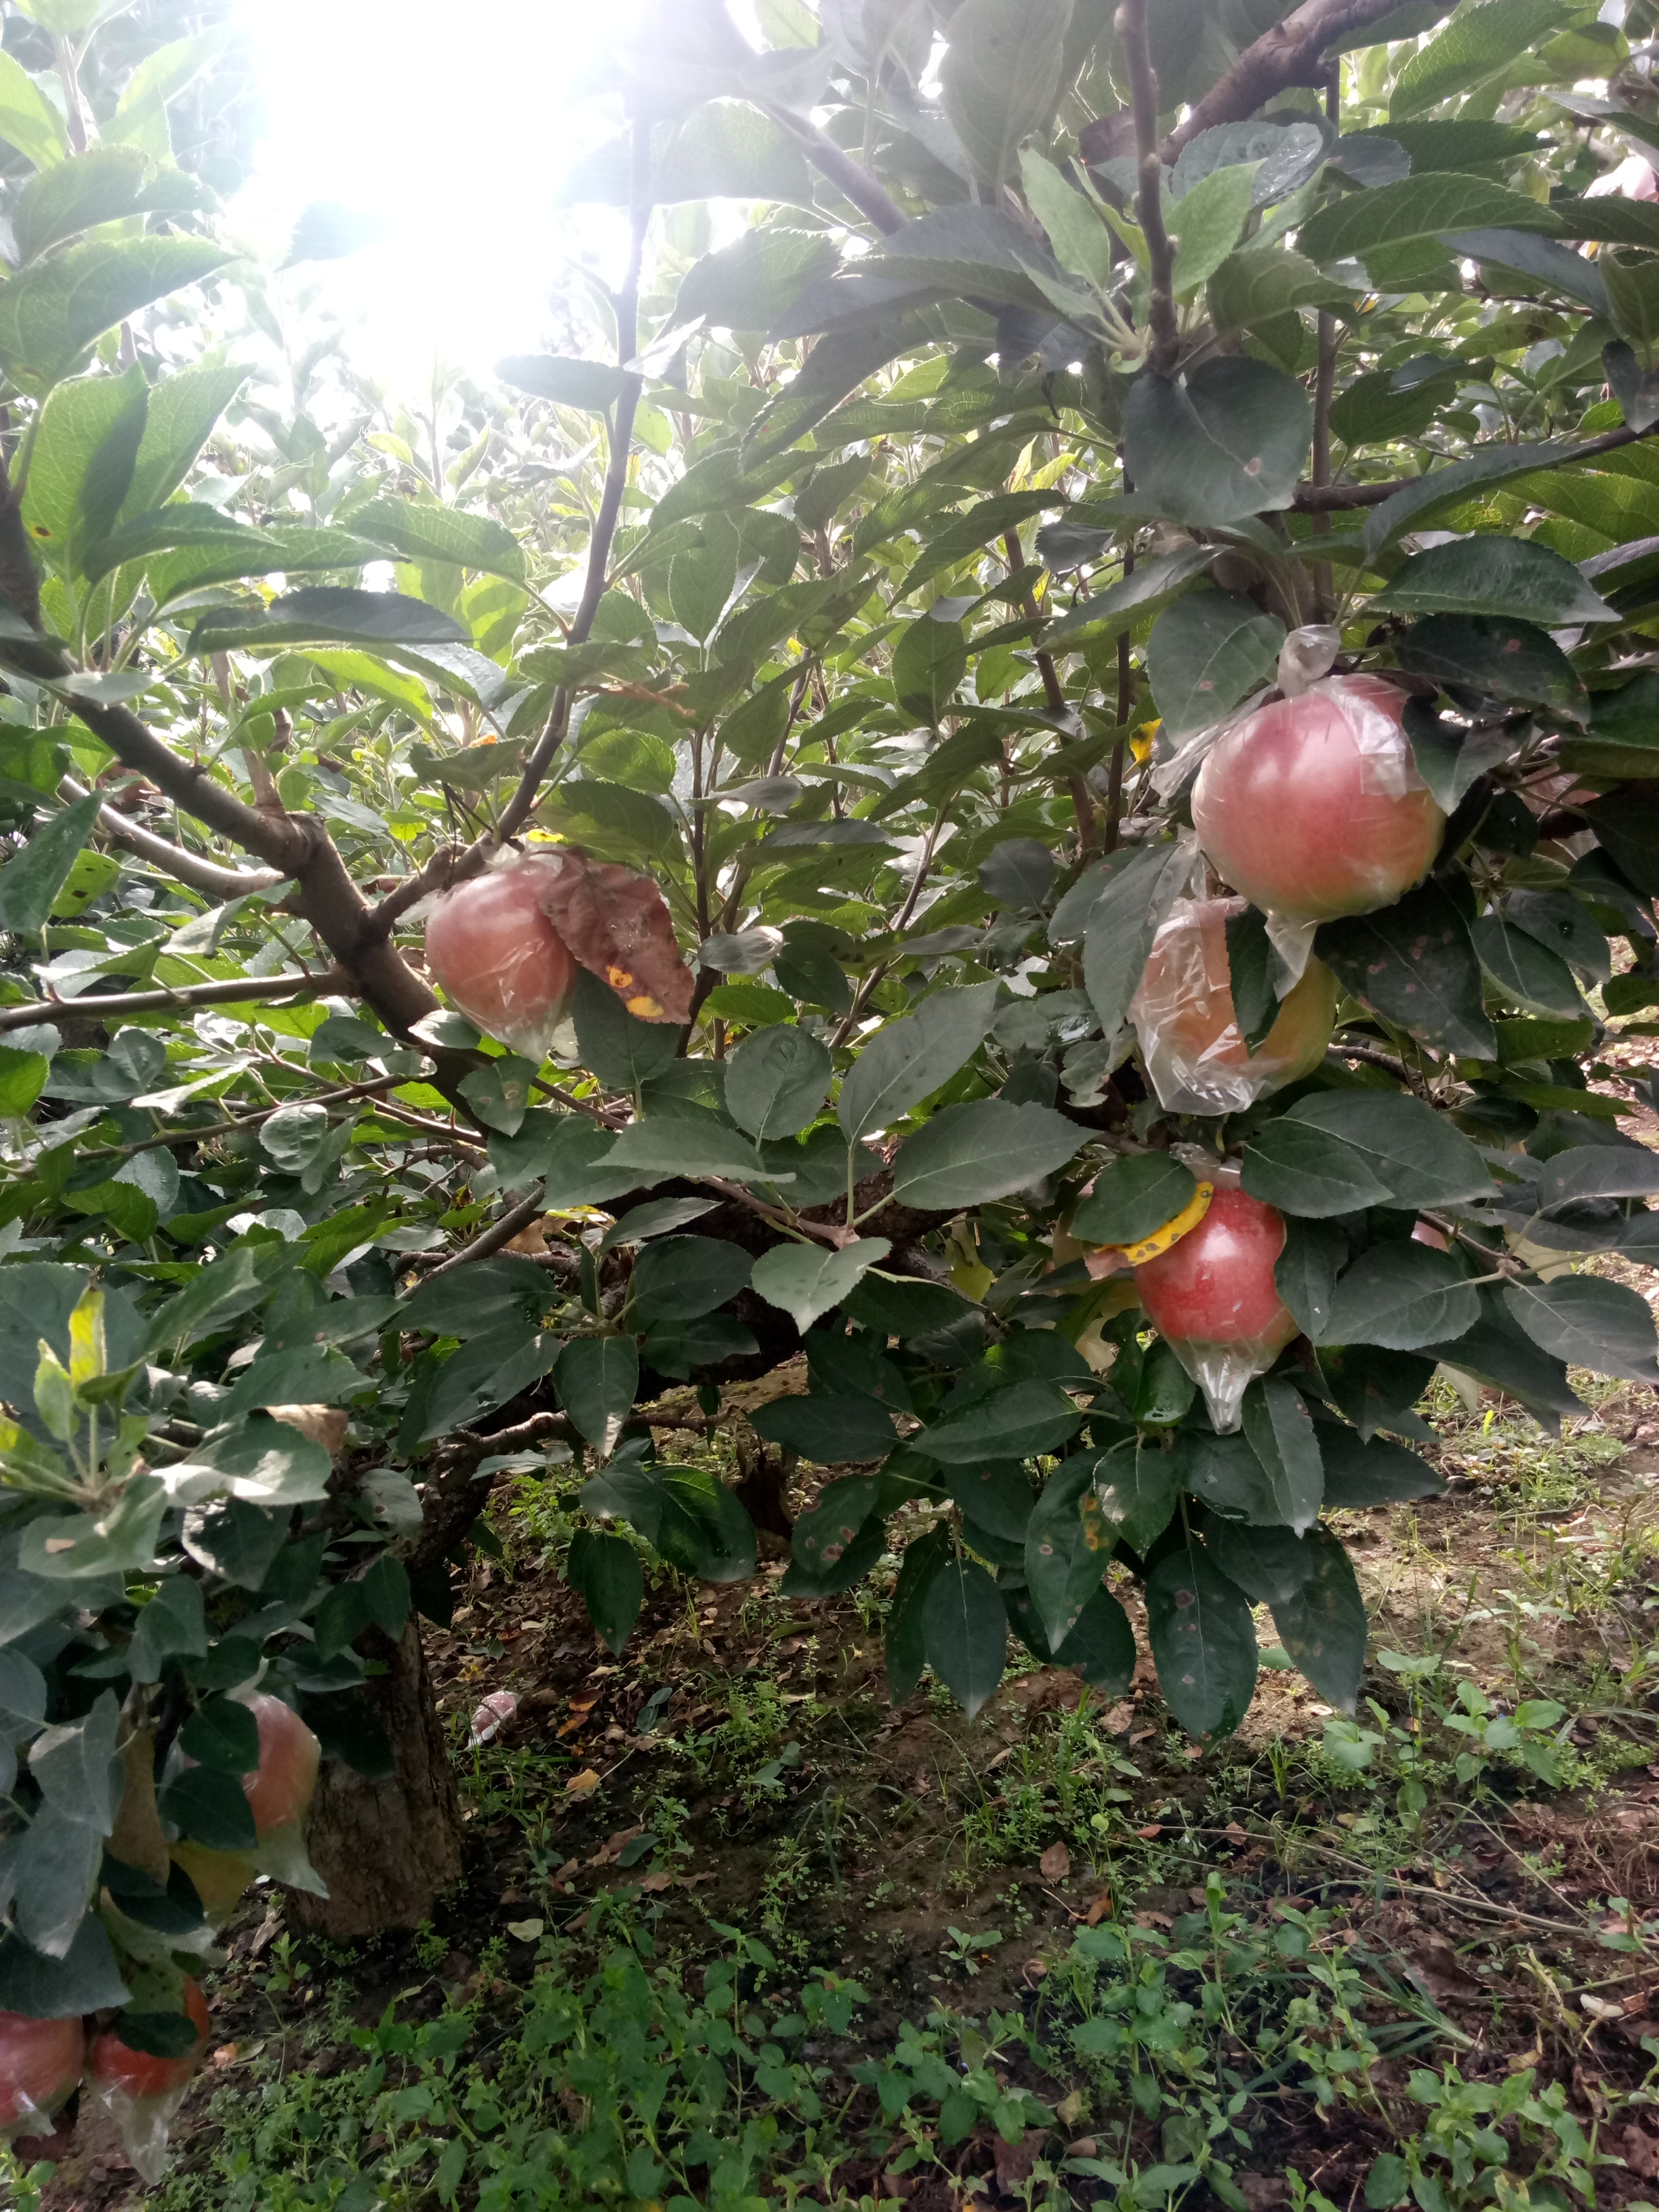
left=1040, top=1841, right=1071, bottom=1883
left=536, top=848, right=695, bottom=1022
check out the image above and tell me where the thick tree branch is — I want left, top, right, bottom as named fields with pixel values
left=1289, top=411, right=1659, bottom=512
left=1160, top=0, right=1416, bottom=161
left=1115, top=0, right=1180, bottom=378
left=0, top=967, right=344, bottom=1033
left=766, top=104, right=908, bottom=237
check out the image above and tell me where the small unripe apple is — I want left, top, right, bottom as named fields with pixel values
left=169, top=1841, right=258, bottom=1927
left=239, top=1694, right=320, bottom=1841
left=1192, top=675, right=1444, bottom=922
left=88, top=1980, right=209, bottom=2104
left=0, top=2011, right=84, bottom=2137
left=424, top=858, right=577, bottom=1052
left=1133, top=897, right=1338, bottom=1113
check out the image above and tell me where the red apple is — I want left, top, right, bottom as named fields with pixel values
left=238, top=1694, right=319, bottom=1841
left=1134, top=1187, right=1300, bottom=1430
left=424, top=857, right=577, bottom=1054
left=1192, top=674, right=1445, bottom=922
left=0, top=2011, right=84, bottom=2137
left=88, top=1980, right=209, bottom=2104
left=1132, top=897, right=1338, bottom=1113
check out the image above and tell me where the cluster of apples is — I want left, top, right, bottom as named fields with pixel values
left=1120, top=676, right=1445, bottom=1424
left=0, top=1696, right=319, bottom=2167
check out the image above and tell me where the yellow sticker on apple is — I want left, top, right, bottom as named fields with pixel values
left=1115, top=1179, right=1214, bottom=1267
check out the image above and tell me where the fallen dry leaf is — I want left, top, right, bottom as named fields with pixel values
left=1622, top=2125, right=1659, bottom=2179
left=1135, top=1823, right=1162, bottom=1841
left=565, top=1768, right=601, bottom=1799
left=1099, top=1702, right=1135, bottom=1733
left=1224, top=1821, right=1249, bottom=1845
left=268, top=1404, right=347, bottom=1454
left=1084, top=1889, right=1112, bottom=1927
left=636, top=1872, right=674, bottom=1893
left=1040, top=1842, right=1072, bottom=1883
left=991, top=2129, right=1045, bottom=2193
left=1406, top=1939, right=1486, bottom=2005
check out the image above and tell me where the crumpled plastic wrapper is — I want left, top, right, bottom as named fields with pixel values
left=87, top=2080, right=192, bottom=2186
left=424, top=852, right=577, bottom=1063
left=1162, top=1331, right=1296, bottom=1434
left=470, top=1689, right=520, bottom=1744
left=1130, top=897, right=1338, bottom=1117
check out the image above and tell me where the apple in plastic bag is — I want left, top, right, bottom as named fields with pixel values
left=88, top=1979, right=209, bottom=2104
left=240, top=1694, right=320, bottom=1841
left=1132, top=897, right=1337, bottom=1115
left=0, top=2011, right=84, bottom=2137
left=1133, top=1187, right=1300, bottom=1432
left=1192, top=674, right=1444, bottom=922
left=424, top=857, right=577, bottom=1053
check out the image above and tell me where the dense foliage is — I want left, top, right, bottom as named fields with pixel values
left=3, top=0, right=1659, bottom=2127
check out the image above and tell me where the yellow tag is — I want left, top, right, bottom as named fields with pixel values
left=1116, top=1180, right=1214, bottom=1267
left=1130, top=718, right=1161, bottom=764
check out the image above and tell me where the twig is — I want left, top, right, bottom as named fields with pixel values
left=61, top=776, right=286, bottom=899
left=62, top=1071, right=409, bottom=1164
left=421, top=1195, right=546, bottom=1280
left=1003, top=531, right=1093, bottom=852
left=1115, top=0, right=1180, bottom=378
left=0, top=967, right=345, bottom=1033
left=1157, top=0, right=1425, bottom=163
left=1326, top=1039, right=1425, bottom=1092
left=1309, top=70, right=1341, bottom=617
left=497, top=112, right=655, bottom=846
left=766, top=104, right=907, bottom=237
left=1290, top=411, right=1659, bottom=513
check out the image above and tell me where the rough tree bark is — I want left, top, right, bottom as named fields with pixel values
left=286, top=1621, right=465, bottom=1940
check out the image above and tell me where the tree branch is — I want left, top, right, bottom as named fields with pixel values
left=420, top=1194, right=546, bottom=1281
left=765, top=104, right=908, bottom=237
left=1003, top=531, right=1093, bottom=851
left=495, top=112, right=655, bottom=847
left=0, top=967, right=344, bottom=1033
left=1160, top=0, right=1418, bottom=162
left=60, top=777, right=285, bottom=900
left=1115, top=0, right=1180, bottom=378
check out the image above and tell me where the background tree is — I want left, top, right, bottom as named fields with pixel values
left=1, top=0, right=1658, bottom=2110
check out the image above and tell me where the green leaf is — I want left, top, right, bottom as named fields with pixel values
left=1269, top=1090, right=1492, bottom=1209
left=1473, top=911, right=1586, bottom=1018
left=0, top=51, right=67, bottom=172
left=750, top=1238, right=892, bottom=1332
left=939, top=0, right=1069, bottom=185
left=1316, top=882, right=1498, bottom=1060
left=920, top=1556, right=1007, bottom=1717
left=1275, top=1216, right=1348, bottom=1338
left=0, top=1047, right=47, bottom=1116
left=1020, top=149, right=1114, bottom=291
left=0, top=790, right=100, bottom=937
left=1241, top=1376, right=1325, bottom=1532
left=1170, top=162, right=1259, bottom=295
left=1395, top=615, right=1587, bottom=724
left=628, top=1237, right=752, bottom=1326
left=724, top=1024, right=832, bottom=1141
left=1147, top=588, right=1284, bottom=739
left=1368, top=537, right=1614, bottom=627
left=1082, top=840, right=1191, bottom=1037
left=0, top=236, right=232, bottom=392
left=353, top=497, right=525, bottom=586
left=1297, top=173, right=1556, bottom=266
left=1044, top=546, right=1219, bottom=645
left=22, top=363, right=149, bottom=577
left=886, top=1525, right=951, bottom=1702
left=0, top=1917, right=127, bottom=2018
left=496, top=355, right=628, bottom=411
left=891, top=613, right=969, bottom=722
left=1208, top=1521, right=1366, bottom=1711
left=1361, top=440, right=1584, bottom=560
left=1093, top=1435, right=1182, bottom=1554
left=676, top=226, right=842, bottom=332
left=1390, top=0, right=1578, bottom=117
left=1504, top=1275, right=1659, bottom=1383
left=1124, top=358, right=1313, bottom=525
left=1054, top=1585, right=1137, bottom=1694
left=360, top=1553, right=411, bottom=1640
left=838, top=981, right=998, bottom=1143
left=1208, top=247, right=1355, bottom=332
left=915, top=1378, right=1082, bottom=1463
left=1445, top=228, right=1610, bottom=317
left=161, top=1765, right=257, bottom=1853
left=1323, top=1241, right=1479, bottom=1352
left=571, top=966, right=680, bottom=1094
left=567, top=1530, right=643, bottom=1654
left=1023, top=1460, right=1108, bottom=1650
left=599, top=1114, right=773, bottom=1188
left=178, top=1694, right=260, bottom=1775
left=556, top=1336, right=640, bottom=1458
left=752, top=1393, right=899, bottom=1462
left=13, top=144, right=201, bottom=263
left=888, top=1098, right=1088, bottom=1210
left=188, top=588, right=468, bottom=655
left=1507, top=890, right=1610, bottom=982
left=1317, top=1424, right=1446, bottom=1505
left=1071, top=1154, right=1198, bottom=1247
left=1146, top=1536, right=1258, bottom=1738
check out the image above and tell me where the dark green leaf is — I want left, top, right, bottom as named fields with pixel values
left=567, top=1530, right=642, bottom=1654
left=159, top=1765, right=256, bottom=1853
left=629, top=1237, right=752, bottom=1326
left=1317, top=1423, right=1446, bottom=1506
left=1370, top=537, right=1614, bottom=626
left=178, top=1695, right=258, bottom=1775
left=888, top=1098, right=1088, bottom=1210
left=0, top=790, right=100, bottom=936
left=751, top=1394, right=899, bottom=1462
left=1147, top=589, right=1284, bottom=739
left=1123, top=359, right=1313, bottom=525
left=920, top=1557, right=1007, bottom=1718
left=1146, top=1537, right=1258, bottom=1738
left=1072, top=1154, right=1198, bottom=1247
left=1394, top=615, right=1587, bottom=724
left=1208, top=1521, right=1366, bottom=1711
left=1093, top=1435, right=1181, bottom=1554
left=1323, top=1240, right=1479, bottom=1351
left=725, top=1025, right=832, bottom=1141
left=1317, top=882, right=1498, bottom=1059
left=1473, top=912, right=1586, bottom=1017
left=838, top=981, right=999, bottom=1143
left=886, top=1525, right=951, bottom=1702
left=1504, top=1275, right=1659, bottom=1382
left=1241, top=1376, right=1324, bottom=1532
left=914, top=1378, right=1081, bottom=1463
left=1082, top=840, right=1192, bottom=1036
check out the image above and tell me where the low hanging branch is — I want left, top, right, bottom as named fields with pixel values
left=0, top=967, right=344, bottom=1033
left=1115, top=0, right=1181, bottom=380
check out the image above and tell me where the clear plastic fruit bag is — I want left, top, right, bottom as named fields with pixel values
left=422, top=852, right=579, bottom=1063
left=1131, top=1183, right=1301, bottom=1431
left=1130, top=896, right=1337, bottom=1116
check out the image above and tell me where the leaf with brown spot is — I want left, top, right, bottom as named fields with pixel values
left=535, top=848, right=695, bottom=1022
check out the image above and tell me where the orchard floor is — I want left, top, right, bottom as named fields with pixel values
left=12, top=1379, right=1659, bottom=2212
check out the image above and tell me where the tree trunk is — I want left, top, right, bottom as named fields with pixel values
left=285, top=1619, right=464, bottom=1939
